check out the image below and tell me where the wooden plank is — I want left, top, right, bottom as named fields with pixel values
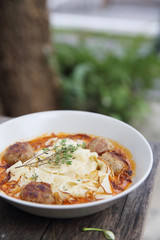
left=41, top=197, right=127, bottom=240
left=41, top=142, right=160, bottom=240
left=0, top=198, right=51, bottom=240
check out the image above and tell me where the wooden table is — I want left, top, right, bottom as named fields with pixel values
left=0, top=116, right=159, bottom=240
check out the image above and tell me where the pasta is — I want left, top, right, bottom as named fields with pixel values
left=0, top=133, right=135, bottom=204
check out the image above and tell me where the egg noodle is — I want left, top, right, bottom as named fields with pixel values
left=0, top=133, right=134, bottom=204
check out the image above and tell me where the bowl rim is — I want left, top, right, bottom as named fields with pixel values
left=0, top=110, right=153, bottom=210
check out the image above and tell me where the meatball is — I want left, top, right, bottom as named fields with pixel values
left=87, top=137, right=113, bottom=154
left=101, top=151, right=127, bottom=175
left=20, top=182, right=54, bottom=204
left=5, top=142, right=34, bottom=165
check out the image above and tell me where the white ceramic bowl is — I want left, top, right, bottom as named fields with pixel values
left=0, top=110, right=153, bottom=218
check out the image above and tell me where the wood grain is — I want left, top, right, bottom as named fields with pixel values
left=0, top=117, right=159, bottom=240
left=0, top=199, right=51, bottom=240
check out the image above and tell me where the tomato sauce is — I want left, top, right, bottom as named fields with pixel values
left=0, top=133, right=135, bottom=204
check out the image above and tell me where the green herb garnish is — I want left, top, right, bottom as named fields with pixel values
left=31, top=173, right=38, bottom=181
left=82, top=142, right=86, bottom=148
left=15, top=139, right=81, bottom=168
left=82, top=228, right=115, bottom=240
left=52, top=140, right=78, bottom=165
left=42, top=147, right=50, bottom=154
left=63, top=186, right=68, bottom=191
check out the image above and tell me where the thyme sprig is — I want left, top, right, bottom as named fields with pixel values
left=15, top=139, right=84, bottom=169
left=31, top=173, right=38, bottom=181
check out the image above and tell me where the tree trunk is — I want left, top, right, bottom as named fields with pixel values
left=0, top=0, right=59, bottom=117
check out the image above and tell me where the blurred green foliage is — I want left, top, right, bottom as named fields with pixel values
left=49, top=33, right=160, bottom=123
